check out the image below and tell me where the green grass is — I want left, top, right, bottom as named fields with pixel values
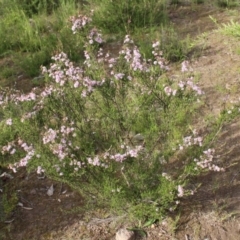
left=216, top=0, right=239, bottom=7
left=87, top=0, right=168, bottom=34
left=0, top=0, right=84, bottom=83
left=219, top=20, right=240, bottom=37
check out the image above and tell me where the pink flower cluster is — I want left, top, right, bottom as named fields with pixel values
left=21, top=111, right=37, bottom=122
left=69, top=159, right=83, bottom=172
left=11, top=91, right=36, bottom=102
left=6, top=118, right=12, bottom=126
left=152, top=41, right=169, bottom=71
left=43, top=128, right=58, bottom=144
left=88, top=28, right=103, bottom=44
left=181, top=60, right=193, bottom=72
left=177, top=185, right=184, bottom=197
left=6, top=139, right=35, bottom=173
left=123, top=35, right=134, bottom=44
left=164, top=86, right=177, bottom=96
left=2, top=137, right=43, bottom=175
left=81, top=76, right=105, bottom=97
left=103, top=145, right=142, bottom=163
left=186, top=77, right=204, bottom=95
left=42, top=119, right=76, bottom=161
left=69, top=14, right=92, bottom=34
left=120, top=43, right=148, bottom=72
left=177, top=77, right=204, bottom=95
left=42, top=52, right=83, bottom=87
left=0, top=88, right=38, bottom=107
left=194, top=148, right=224, bottom=172
left=87, top=156, right=107, bottom=168
left=37, top=165, right=44, bottom=174
left=179, top=134, right=203, bottom=150
left=119, top=35, right=152, bottom=72
left=69, top=14, right=102, bottom=44
left=42, top=52, right=105, bottom=97
left=1, top=140, right=16, bottom=155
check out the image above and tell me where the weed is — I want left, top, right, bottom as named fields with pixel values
left=0, top=0, right=83, bottom=82
left=216, top=0, right=239, bottom=8
left=88, top=0, right=168, bottom=33
left=0, top=189, right=18, bottom=221
left=219, top=20, right=240, bottom=38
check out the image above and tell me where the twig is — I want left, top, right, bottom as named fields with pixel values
left=121, top=166, right=130, bottom=187
left=209, top=124, right=223, bottom=145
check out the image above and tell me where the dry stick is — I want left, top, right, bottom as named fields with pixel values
left=121, top=166, right=130, bottom=187
left=209, top=124, right=223, bottom=145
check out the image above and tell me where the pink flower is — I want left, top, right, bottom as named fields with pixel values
left=37, top=166, right=44, bottom=174
left=152, top=41, right=160, bottom=48
left=164, top=86, right=172, bottom=96
left=10, top=148, right=16, bottom=155
left=43, top=128, right=57, bottom=144
left=181, top=60, right=192, bottom=72
left=6, top=118, right=12, bottom=126
left=177, top=185, right=184, bottom=197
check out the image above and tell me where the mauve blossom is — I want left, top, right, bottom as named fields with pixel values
left=6, top=118, right=12, bottom=126
left=164, top=86, right=172, bottom=96
left=177, top=185, right=184, bottom=197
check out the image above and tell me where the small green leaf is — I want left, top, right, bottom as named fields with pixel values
left=143, top=218, right=157, bottom=227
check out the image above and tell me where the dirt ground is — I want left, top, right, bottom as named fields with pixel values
left=1, top=3, right=240, bottom=240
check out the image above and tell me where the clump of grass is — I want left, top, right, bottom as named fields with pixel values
left=0, top=0, right=84, bottom=82
left=15, top=0, right=60, bottom=16
left=216, top=0, right=239, bottom=7
left=87, top=0, right=168, bottom=34
left=219, top=20, right=240, bottom=38
left=158, top=26, right=190, bottom=62
left=0, top=187, right=18, bottom=222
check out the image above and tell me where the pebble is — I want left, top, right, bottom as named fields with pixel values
left=116, top=228, right=135, bottom=240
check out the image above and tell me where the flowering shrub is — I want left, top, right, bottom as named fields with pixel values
left=0, top=13, right=225, bottom=220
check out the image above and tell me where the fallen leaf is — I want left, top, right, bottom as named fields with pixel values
left=5, top=219, right=14, bottom=223
left=17, top=202, right=24, bottom=207
left=22, top=207, right=33, bottom=210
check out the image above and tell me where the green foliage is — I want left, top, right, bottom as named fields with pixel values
left=0, top=7, right=40, bottom=54
left=88, top=0, right=168, bottom=33
left=219, top=20, right=240, bottom=38
left=15, top=0, right=60, bottom=16
left=0, top=0, right=84, bottom=81
left=215, top=0, right=239, bottom=7
left=0, top=188, right=18, bottom=221
left=131, top=26, right=189, bottom=63
left=159, top=27, right=189, bottom=62
left=192, top=0, right=205, bottom=3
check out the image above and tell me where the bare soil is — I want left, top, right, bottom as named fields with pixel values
left=1, top=3, right=240, bottom=240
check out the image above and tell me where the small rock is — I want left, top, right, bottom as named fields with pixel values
left=151, top=223, right=155, bottom=228
left=47, top=184, right=54, bottom=196
left=116, top=228, right=135, bottom=240
left=30, top=189, right=37, bottom=194
left=132, top=133, right=144, bottom=143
